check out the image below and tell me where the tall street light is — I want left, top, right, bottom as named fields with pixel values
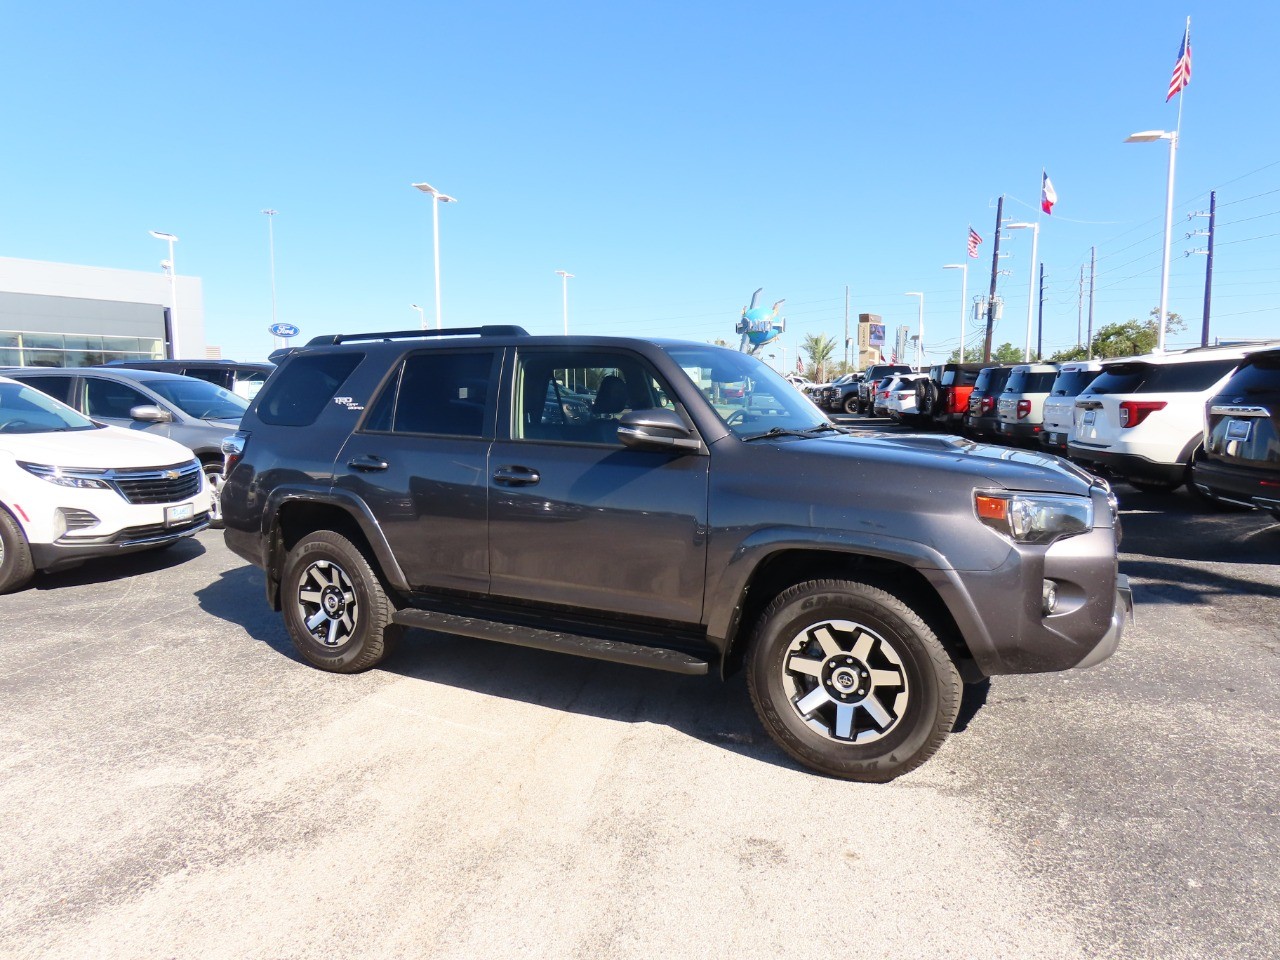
left=1005, top=222, right=1040, bottom=361
left=904, top=292, right=924, bottom=368
left=410, top=304, right=425, bottom=329
left=942, top=264, right=968, bottom=362
left=1125, top=129, right=1178, bottom=351
left=411, top=182, right=457, bottom=329
left=149, top=230, right=179, bottom=358
left=555, top=270, right=574, bottom=334
left=262, top=210, right=280, bottom=350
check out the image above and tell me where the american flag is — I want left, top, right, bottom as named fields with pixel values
left=967, top=226, right=983, bottom=259
left=1167, top=20, right=1192, bottom=101
left=890, top=349, right=898, bottom=364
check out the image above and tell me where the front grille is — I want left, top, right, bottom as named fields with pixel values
left=113, top=461, right=202, bottom=505
left=111, top=513, right=210, bottom=543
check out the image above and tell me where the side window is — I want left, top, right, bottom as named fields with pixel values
left=181, top=367, right=231, bottom=388
left=371, top=350, right=495, bottom=438
left=256, top=352, right=364, bottom=427
left=85, top=378, right=152, bottom=419
left=514, top=350, right=670, bottom=444
left=15, top=374, right=75, bottom=405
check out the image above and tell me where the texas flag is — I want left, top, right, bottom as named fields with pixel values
left=1041, top=172, right=1058, bottom=215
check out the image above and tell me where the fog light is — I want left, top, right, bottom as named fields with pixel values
left=1042, top=580, right=1059, bottom=615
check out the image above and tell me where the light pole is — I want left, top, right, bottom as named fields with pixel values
left=410, top=304, right=425, bottom=329
left=262, top=210, right=279, bottom=350
left=904, top=292, right=924, bottom=368
left=149, top=230, right=179, bottom=358
left=411, top=182, right=457, bottom=329
left=1005, top=222, right=1040, bottom=361
left=1125, top=129, right=1178, bottom=351
left=943, top=264, right=968, bottom=362
left=555, top=270, right=574, bottom=334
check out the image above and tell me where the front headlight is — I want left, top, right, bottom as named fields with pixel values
left=974, top=491, right=1093, bottom=545
left=18, top=461, right=112, bottom=490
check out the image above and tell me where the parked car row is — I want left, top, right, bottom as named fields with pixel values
left=0, top=359, right=274, bottom=592
left=846, top=343, right=1280, bottom=518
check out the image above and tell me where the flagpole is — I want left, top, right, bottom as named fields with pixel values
left=1157, top=16, right=1189, bottom=353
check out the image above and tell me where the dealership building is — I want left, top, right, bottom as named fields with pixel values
left=0, top=256, right=206, bottom=368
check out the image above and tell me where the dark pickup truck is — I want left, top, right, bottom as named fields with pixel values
left=222, top=327, right=1130, bottom=782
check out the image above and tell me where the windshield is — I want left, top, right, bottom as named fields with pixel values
left=142, top=378, right=249, bottom=420
left=0, top=381, right=100, bottom=434
left=663, top=344, right=830, bottom=438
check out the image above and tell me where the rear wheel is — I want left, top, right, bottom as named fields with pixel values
left=281, top=531, right=401, bottom=673
left=1126, top=478, right=1181, bottom=494
left=747, top=579, right=961, bottom=782
left=0, top=508, right=35, bottom=594
left=202, top=462, right=225, bottom=528
left=843, top=395, right=859, bottom=415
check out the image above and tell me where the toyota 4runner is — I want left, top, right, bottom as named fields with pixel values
left=222, top=327, right=1131, bottom=782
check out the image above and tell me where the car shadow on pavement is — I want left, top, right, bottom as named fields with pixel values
left=195, top=563, right=992, bottom=777
left=33, top=536, right=207, bottom=591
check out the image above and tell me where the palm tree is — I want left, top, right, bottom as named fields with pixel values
left=802, top=334, right=837, bottom=382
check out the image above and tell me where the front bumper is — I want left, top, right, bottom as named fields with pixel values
left=1075, top=575, right=1132, bottom=670
left=29, top=513, right=210, bottom=572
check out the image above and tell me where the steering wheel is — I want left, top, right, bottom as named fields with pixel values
left=0, top=419, right=31, bottom=433
left=724, top=409, right=747, bottom=427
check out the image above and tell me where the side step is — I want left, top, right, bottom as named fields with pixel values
left=391, top=608, right=710, bottom=676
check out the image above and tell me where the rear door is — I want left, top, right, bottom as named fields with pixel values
left=335, top=348, right=498, bottom=594
left=487, top=346, right=709, bottom=624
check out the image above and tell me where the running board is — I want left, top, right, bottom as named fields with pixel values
left=390, top=608, right=710, bottom=676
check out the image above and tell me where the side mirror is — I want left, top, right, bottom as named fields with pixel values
left=617, top=408, right=701, bottom=453
left=130, top=404, right=172, bottom=423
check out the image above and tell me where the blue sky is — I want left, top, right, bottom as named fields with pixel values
left=2, top=2, right=1277, bottom=366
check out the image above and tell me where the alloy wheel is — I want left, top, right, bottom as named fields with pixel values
left=781, top=618, right=909, bottom=744
left=296, top=559, right=360, bottom=649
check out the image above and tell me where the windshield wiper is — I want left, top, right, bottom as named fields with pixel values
left=742, top=423, right=841, bottom=442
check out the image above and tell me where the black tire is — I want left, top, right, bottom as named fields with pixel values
left=202, top=461, right=225, bottom=529
left=843, top=395, right=859, bottom=415
left=0, top=507, right=36, bottom=594
left=746, top=579, right=961, bottom=782
left=281, top=531, right=401, bottom=673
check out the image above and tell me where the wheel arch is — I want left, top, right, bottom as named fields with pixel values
left=263, top=489, right=409, bottom=610
left=718, top=547, right=980, bottom=682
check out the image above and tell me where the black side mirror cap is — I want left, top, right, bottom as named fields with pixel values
left=617, top=408, right=701, bottom=453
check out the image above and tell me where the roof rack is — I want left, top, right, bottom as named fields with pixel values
left=305, top=325, right=530, bottom=347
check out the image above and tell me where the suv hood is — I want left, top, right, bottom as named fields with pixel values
left=797, top=431, right=1097, bottom=497
left=0, top=424, right=196, bottom=469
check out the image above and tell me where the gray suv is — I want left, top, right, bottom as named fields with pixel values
left=221, top=327, right=1130, bottom=782
left=4, top=366, right=247, bottom=525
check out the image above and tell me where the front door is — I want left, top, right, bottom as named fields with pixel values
left=487, top=347, right=709, bottom=625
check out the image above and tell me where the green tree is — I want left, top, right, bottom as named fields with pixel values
left=947, top=342, right=1030, bottom=364
left=802, top=333, right=838, bottom=382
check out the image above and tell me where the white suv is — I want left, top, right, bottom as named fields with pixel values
left=1067, top=346, right=1257, bottom=492
left=994, top=363, right=1060, bottom=447
left=0, top=376, right=212, bottom=592
left=1040, top=361, right=1104, bottom=455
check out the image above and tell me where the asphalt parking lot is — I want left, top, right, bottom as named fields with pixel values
left=3, top=426, right=1278, bottom=960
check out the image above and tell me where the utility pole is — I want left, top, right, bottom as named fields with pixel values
left=1077, top=265, right=1084, bottom=350
left=1194, top=191, right=1217, bottom=347
left=983, top=196, right=1004, bottom=363
left=1037, top=262, right=1045, bottom=362
left=1087, top=246, right=1096, bottom=359
left=843, top=285, right=850, bottom=371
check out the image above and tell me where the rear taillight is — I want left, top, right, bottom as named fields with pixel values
left=222, top=431, right=250, bottom=474
left=1118, top=401, right=1167, bottom=428
left=1017, top=399, right=1031, bottom=419
left=980, top=397, right=996, bottom=415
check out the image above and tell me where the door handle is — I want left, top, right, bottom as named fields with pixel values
left=493, top=465, right=541, bottom=486
left=347, top=455, right=389, bottom=472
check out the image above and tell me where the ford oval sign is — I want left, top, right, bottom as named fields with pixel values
left=269, top=323, right=300, bottom=338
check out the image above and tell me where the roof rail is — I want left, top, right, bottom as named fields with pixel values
left=305, top=325, right=530, bottom=347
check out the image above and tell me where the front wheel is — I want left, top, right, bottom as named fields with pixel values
left=281, top=531, right=401, bottom=673
left=843, top=395, right=859, bottom=415
left=747, top=579, right=961, bottom=782
left=0, top=508, right=36, bottom=594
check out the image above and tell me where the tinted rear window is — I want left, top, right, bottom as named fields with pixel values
left=973, top=368, right=1010, bottom=393
left=1004, top=369, right=1057, bottom=393
left=1084, top=358, right=1240, bottom=396
left=256, top=352, right=364, bottom=426
left=1218, top=352, right=1280, bottom=395
left=1050, top=369, right=1101, bottom=396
